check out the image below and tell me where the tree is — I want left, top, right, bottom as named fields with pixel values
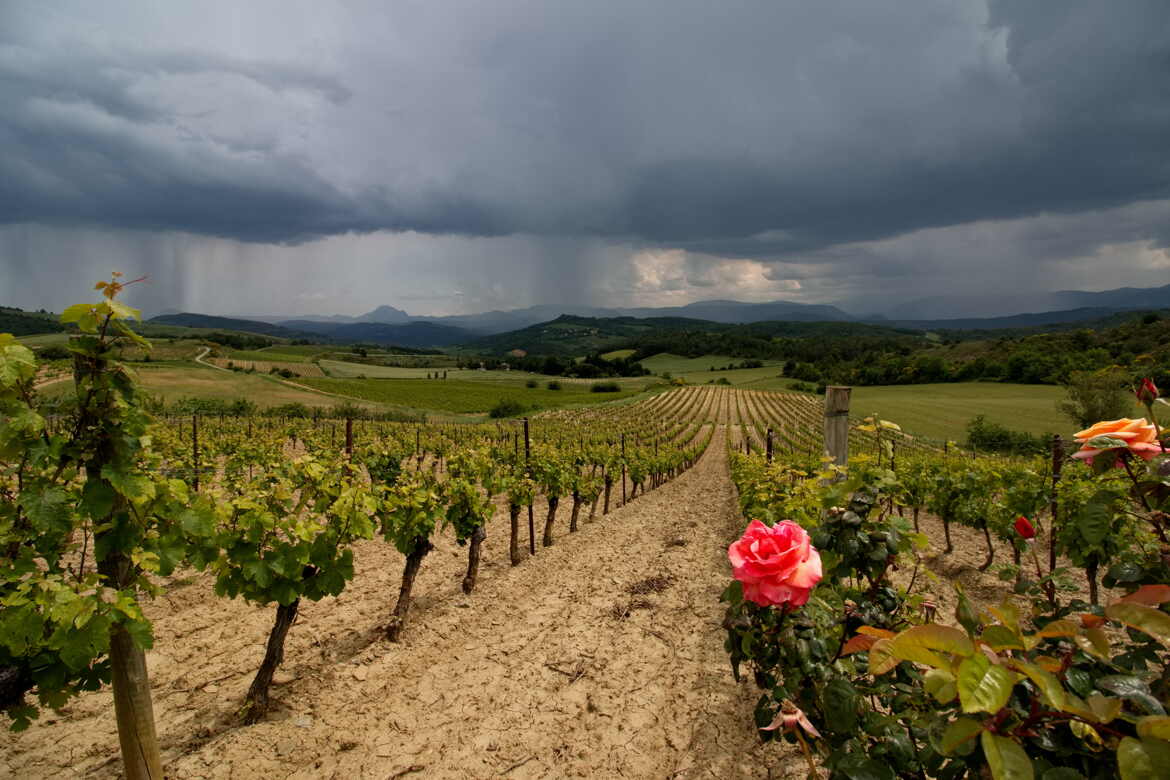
left=1058, top=367, right=1133, bottom=428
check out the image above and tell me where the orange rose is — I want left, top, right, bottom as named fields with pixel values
left=1072, top=418, right=1162, bottom=462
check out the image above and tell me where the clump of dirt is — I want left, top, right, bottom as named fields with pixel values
left=609, top=597, right=655, bottom=620
left=665, top=538, right=688, bottom=548
left=627, top=574, right=672, bottom=595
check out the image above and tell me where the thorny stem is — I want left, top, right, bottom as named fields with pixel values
left=1027, top=543, right=1045, bottom=583
left=1119, top=454, right=1168, bottom=544
left=1142, top=402, right=1165, bottom=452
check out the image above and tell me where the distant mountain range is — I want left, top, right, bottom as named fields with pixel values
left=228, top=282, right=1170, bottom=337
left=237, top=298, right=850, bottom=335
left=868, top=283, right=1170, bottom=320
left=140, top=282, right=1170, bottom=349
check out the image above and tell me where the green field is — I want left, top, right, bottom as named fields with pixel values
left=18, top=332, right=70, bottom=347
left=680, top=366, right=790, bottom=387
left=319, top=359, right=457, bottom=378
left=640, top=353, right=736, bottom=373
left=600, top=349, right=636, bottom=361
left=847, top=382, right=1142, bottom=442
left=635, top=353, right=789, bottom=388
left=300, top=376, right=652, bottom=414
left=39, top=363, right=355, bottom=410
left=226, top=345, right=332, bottom=363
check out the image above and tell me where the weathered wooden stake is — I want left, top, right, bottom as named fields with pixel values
left=823, top=386, right=851, bottom=468
left=345, top=417, right=353, bottom=456
left=766, top=427, right=774, bottom=462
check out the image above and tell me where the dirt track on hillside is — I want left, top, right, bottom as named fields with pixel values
left=2, top=425, right=806, bottom=779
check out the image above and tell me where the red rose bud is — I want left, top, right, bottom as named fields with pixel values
left=1137, top=378, right=1160, bottom=405
left=1014, top=516, right=1036, bottom=541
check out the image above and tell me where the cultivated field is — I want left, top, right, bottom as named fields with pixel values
left=38, top=363, right=353, bottom=410
left=209, top=358, right=326, bottom=377
left=299, top=375, right=655, bottom=414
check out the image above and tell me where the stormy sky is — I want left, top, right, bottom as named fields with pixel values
left=2, top=1, right=1169, bottom=318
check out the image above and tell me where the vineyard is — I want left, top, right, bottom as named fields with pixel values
left=4, top=292, right=1170, bottom=779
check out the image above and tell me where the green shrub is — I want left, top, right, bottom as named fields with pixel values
left=590, top=381, right=620, bottom=393
left=525, top=378, right=538, bottom=388
left=546, top=380, right=562, bottom=390
left=265, top=402, right=311, bottom=418
left=965, top=414, right=1049, bottom=455
left=37, top=345, right=71, bottom=361
left=489, top=399, right=526, bottom=418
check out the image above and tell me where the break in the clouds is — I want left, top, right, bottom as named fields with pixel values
left=2, top=1, right=1169, bottom=316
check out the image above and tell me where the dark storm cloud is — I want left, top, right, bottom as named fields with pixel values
left=2, top=1, right=1169, bottom=257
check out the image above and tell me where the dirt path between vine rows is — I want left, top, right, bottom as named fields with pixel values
left=2, top=425, right=801, bottom=779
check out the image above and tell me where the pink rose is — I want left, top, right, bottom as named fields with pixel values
left=728, top=519, right=822, bottom=608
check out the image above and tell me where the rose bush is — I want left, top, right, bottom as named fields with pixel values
left=728, top=519, right=822, bottom=607
left=723, top=460, right=932, bottom=779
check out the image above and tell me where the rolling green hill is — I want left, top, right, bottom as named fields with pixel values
left=465, top=314, right=726, bottom=356
left=149, top=313, right=311, bottom=339
left=0, top=307, right=66, bottom=337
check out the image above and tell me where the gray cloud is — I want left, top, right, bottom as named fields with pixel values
left=3, top=1, right=1169, bottom=250
left=2, top=1, right=1170, bottom=317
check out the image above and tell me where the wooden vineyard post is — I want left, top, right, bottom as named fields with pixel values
left=524, top=417, right=534, bottom=555
left=766, top=427, right=774, bottom=463
left=823, top=386, right=851, bottom=468
left=192, top=413, right=200, bottom=493
left=345, top=417, right=353, bottom=457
